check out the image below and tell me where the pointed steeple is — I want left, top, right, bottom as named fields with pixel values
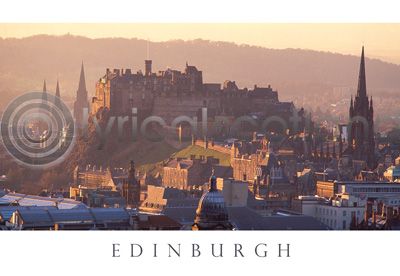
left=54, top=79, right=62, bottom=112
left=78, top=61, right=87, bottom=93
left=74, top=61, right=89, bottom=127
left=43, top=79, right=47, bottom=93
left=55, top=79, right=60, bottom=98
left=356, top=46, right=367, bottom=98
left=42, top=79, right=47, bottom=103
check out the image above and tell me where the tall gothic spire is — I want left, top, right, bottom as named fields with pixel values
left=356, top=46, right=367, bottom=98
left=78, top=61, right=87, bottom=94
left=55, top=79, right=60, bottom=98
left=54, top=79, right=62, bottom=111
left=74, top=61, right=89, bottom=127
left=347, top=46, right=376, bottom=169
left=43, top=79, right=47, bottom=93
left=42, top=79, right=47, bottom=102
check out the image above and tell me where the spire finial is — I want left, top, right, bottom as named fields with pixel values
left=356, top=46, right=367, bottom=98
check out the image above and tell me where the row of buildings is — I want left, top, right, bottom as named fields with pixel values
left=3, top=47, right=400, bottom=231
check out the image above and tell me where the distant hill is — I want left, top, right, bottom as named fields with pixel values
left=0, top=34, right=400, bottom=111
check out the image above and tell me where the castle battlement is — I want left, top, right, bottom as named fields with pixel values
left=91, top=60, right=293, bottom=128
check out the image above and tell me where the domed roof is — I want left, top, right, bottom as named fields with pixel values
left=192, top=173, right=232, bottom=230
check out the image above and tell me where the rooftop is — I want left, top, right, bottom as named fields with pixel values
left=0, top=193, right=87, bottom=209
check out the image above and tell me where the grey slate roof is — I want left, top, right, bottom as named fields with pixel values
left=0, top=193, right=87, bottom=209
left=163, top=206, right=329, bottom=230
left=0, top=206, right=57, bottom=222
left=13, top=208, right=132, bottom=227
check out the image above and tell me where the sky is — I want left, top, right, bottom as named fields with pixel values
left=1, top=23, right=400, bottom=64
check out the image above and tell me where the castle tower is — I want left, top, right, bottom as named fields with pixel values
left=347, top=47, right=375, bottom=168
left=73, top=61, right=89, bottom=128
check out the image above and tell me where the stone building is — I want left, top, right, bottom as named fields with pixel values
left=91, top=60, right=298, bottom=133
left=73, top=164, right=117, bottom=190
left=162, top=156, right=232, bottom=190
left=139, top=185, right=199, bottom=214
left=346, top=47, right=376, bottom=168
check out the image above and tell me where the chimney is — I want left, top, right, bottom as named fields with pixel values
left=145, top=60, right=152, bottom=76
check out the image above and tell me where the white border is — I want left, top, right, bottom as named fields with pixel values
left=0, top=231, right=399, bottom=276
left=1, top=0, right=400, bottom=22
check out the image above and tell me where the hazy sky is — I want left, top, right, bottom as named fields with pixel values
left=1, top=23, right=400, bottom=64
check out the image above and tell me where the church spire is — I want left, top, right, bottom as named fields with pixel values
left=55, top=79, right=60, bottom=98
left=74, top=61, right=89, bottom=127
left=356, top=46, right=367, bottom=98
left=78, top=61, right=87, bottom=93
left=54, top=79, right=62, bottom=112
left=43, top=79, right=47, bottom=93
left=42, top=79, right=47, bottom=104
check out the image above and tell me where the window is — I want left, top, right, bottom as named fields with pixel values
left=343, top=210, right=347, bottom=217
left=343, top=220, right=347, bottom=229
